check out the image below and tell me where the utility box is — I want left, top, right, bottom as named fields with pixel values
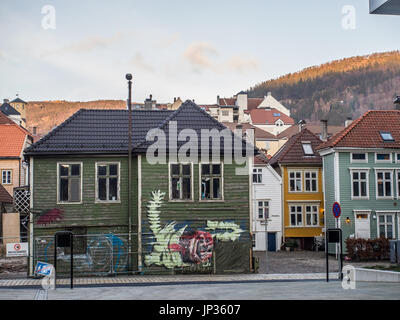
left=389, top=240, right=397, bottom=264
left=397, top=240, right=400, bottom=264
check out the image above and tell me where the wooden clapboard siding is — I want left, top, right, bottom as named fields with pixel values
left=140, top=157, right=250, bottom=225
left=32, top=156, right=138, bottom=231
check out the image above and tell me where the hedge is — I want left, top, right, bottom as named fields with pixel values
left=345, top=238, right=390, bottom=261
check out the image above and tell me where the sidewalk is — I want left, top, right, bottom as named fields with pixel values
left=0, top=272, right=340, bottom=288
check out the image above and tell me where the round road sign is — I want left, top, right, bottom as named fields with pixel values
left=332, top=202, right=341, bottom=218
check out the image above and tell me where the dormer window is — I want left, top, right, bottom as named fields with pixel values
left=302, top=142, right=314, bottom=155
left=380, top=131, right=394, bottom=142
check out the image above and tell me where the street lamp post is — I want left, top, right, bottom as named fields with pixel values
left=126, top=73, right=133, bottom=272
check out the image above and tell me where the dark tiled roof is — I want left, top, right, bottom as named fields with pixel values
left=222, top=122, right=278, bottom=140
left=25, top=109, right=173, bottom=155
left=269, top=128, right=322, bottom=166
left=26, top=100, right=255, bottom=156
left=10, top=97, right=27, bottom=104
left=277, top=123, right=345, bottom=140
left=0, top=103, right=20, bottom=116
left=316, top=110, right=400, bottom=150
left=0, top=184, right=13, bottom=203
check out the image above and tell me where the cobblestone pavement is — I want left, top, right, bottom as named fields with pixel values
left=0, top=272, right=339, bottom=288
left=254, top=250, right=393, bottom=274
left=1, top=280, right=399, bottom=300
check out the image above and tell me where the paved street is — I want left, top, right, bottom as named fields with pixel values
left=254, top=251, right=392, bottom=274
left=0, top=280, right=399, bottom=300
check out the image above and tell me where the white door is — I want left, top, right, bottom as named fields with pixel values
left=354, top=213, right=370, bottom=239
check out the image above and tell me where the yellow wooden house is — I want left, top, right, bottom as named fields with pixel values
left=269, top=128, right=324, bottom=250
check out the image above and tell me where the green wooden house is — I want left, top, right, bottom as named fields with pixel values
left=24, top=101, right=254, bottom=276
left=317, top=110, right=400, bottom=253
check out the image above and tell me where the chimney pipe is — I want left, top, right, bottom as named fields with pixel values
left=320, top=119, right=328, bottom=141
left=298, top=120, right=306, bottom=133
left=345, top=117, right=353, bottom=127
left=394, top=95, right=400, bottom=110
left=33, top=126, right=37, bottom=135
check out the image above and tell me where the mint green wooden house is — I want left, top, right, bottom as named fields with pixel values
left=317, top=111, right=400, bottom=253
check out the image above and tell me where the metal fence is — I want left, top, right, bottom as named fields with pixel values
left=33, top=233, right=134, bottom=277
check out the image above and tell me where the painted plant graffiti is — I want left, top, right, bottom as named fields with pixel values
left=144, top=190, right=244, bottom=269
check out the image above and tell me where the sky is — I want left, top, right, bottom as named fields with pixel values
left=0, top=0, right=399, bottom=104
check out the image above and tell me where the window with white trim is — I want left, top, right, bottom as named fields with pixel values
left=170, top=163, right=192, bottom=200
left=305, top=205, right=319, bottom=226
left=397, top=171, right=400, bottom=198
left=301, top=142, right=313, bottom=155
left=290, top=205, right=303, bottom=226
left=289, top=171, right=302, bottom=192
left=376, top=170, right=393, bottom=198
left=351, top=153, right=367, bottom=163
left=96, top=163, right=119, bottom=202
left=378, top=214, right=395, bottom=239
left=351, top=170, right=368, bottom=198
left=200, top=163, right=222, bottom=200
left=253, top=168, right=262, bottom=183
left=1, top=170, right=12, bottom=185
left=58, top=163, right=82, bottom=203
left=375, top=153, right=391, bottom=163
left=304, top=171, right=317, bottom=192
left=257, top=201, right=269, bottom=220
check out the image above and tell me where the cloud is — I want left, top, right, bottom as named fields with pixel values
left=41, top=32, right=135, bottom=57
left=224, top=56, right=259, bottom=73
left=183, top=42, right=259, bottom=74
left=183, top=42, right=218, bottom=69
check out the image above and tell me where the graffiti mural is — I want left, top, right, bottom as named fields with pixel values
left=144, top=190, right=245, bottom=269
left=36, top=233, right=128, bottom=275
left=36, top=208, right=64, bottom=225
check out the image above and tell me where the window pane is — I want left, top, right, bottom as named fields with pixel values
left=361, top=182, right=367, bottom=197
left=387, top=225, right=393, bottom=239
left=212, top=164, right=221, bottom=175
left=353, top=182, right=359, bottom=197
left=109, top=178, right=118, bottom=201
left=182, top=177, right=191, bottom=199
left=60, top=165, right=69, bottom=176
left=290, top=180, right=295, bottom=191
left=201, top=178, right=211, bottom=200
left=296, top=180, right=301, bottom=191
left=98, top=165, right=107, bottom=176
left=171, top=164, right=180, bottom=175
left=379, top=225, right=385, bottom=238
left=258, top=208, right=263, bottom=219
left=352, top=153, right=366, bottom=160
left=203, top=165, right=210, bottom=175
left=213, top=178, right=221, bottom=199
left=313, top=214, right=318, bottom=225
left=60, top=178, right=69, bottom=201
left=379, top=216, right=385, bottom=223
left=312, top=180, right=317, bottom=191
left=385, top=182, right=391, bottom=196
left=360, top=172, right=366, bottom=180
left=109, top=164, right=118, bottom=176
left=291, top=214, right=296, bottom=226
left=353, top=172, right=359, bottom=180
left=305, top=180, right=310, bottom=191
left=71, top=164, right=80, bottom=176
left=306, top=214, right=311, bottom=225
left=387, top=215, right=393, bottom=223
left=182, top=164, right=191, bottom=176
left=98, top=178, right=107, bottom=200
left=171, top=178, right=180, bottom=199
left=70, top=178, right=80, bottom=202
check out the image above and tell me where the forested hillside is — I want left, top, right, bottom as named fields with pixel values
left=247, top=51, right=400, bottom=124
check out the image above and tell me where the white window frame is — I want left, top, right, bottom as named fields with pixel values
left=199, top=162, right=224, bottom=202
left=168, top=162, right=194, bottom=202
left=252, top=168, right=262, bottom=184
left=304, top=204, right=320, bottom=227
left=350, top=152, right=368, bottom=164
left=376, top=212, right=396, bottom=239
left=288, top=170, right=303, bottom=193
left=375, top=169, right=394, bottom=200
left=257, top=200, right=270, bottom=220
left=350, top=169, right=369, bottom=200
left=304, top=170, right=318, bottom=192
left=375, top=152, right=392, bottom=163
left=289, top=204, right=303, bottom=227
left=57, top=162, right=83, bottom=204
left=396, top=153, right=400, bottom=164
left=95, top=162, right=121, bottom=203
left=1, top=169, right=12, bottom=185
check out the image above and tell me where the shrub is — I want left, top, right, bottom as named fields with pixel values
left=345, top=238, right=390, bottom=261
